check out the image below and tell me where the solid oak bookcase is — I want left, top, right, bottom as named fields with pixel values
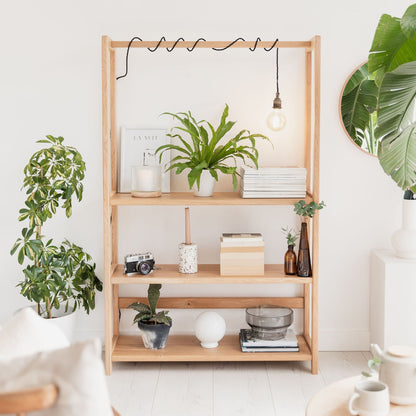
left=102, top=36, right=321, bottom=375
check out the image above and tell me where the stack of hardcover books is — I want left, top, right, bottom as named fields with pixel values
left=240, top=166, right=307, bottom=198
left=239, top=328, right=299, bottom=352
left=220, top=233, right=264, bottom=276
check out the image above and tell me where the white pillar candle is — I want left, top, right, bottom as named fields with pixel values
left=131, top=165, right=161, bottom=197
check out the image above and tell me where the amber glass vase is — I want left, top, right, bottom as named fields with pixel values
left=284, top=245, right=297, bottom=275
left=297, top=222, right=312, bottom=277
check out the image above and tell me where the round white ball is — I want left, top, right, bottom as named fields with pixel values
left=195, top=311, right=226, bottom=348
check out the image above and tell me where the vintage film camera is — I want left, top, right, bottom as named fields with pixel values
left=124, top=252, right=155, bottom=276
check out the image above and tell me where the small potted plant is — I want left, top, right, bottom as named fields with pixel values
left=10, top=135, right=102, bottom=326
left=156, top=104, right=270, bottom=196
left=293, top=200, right=325, bottom=277
left=281, top=227, right=299, bottom=275
left=128, top=284, right=172, bottom=349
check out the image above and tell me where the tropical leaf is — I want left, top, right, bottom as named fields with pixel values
left=369, top=11, right=416, bottom=86
left=378, top=122, right=416, bottom=190
left=148, top=284, right=161, bottom=315
left=341, top=63, right=378, bottom=147
left=401, top=4, right=416, bottom=39
left=375, top=61, right=416, bottom=141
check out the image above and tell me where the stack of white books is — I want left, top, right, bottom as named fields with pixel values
left=239, top=328, right=299, bottom=352
left=240, top=166, right=307, bottom=198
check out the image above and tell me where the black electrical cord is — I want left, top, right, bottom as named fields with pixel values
left=116, top=36, right=279, bottom=80
left=276, top=48, right=279, bottom=95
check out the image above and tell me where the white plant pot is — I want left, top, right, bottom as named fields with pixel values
left=392, top=199, right=416, bottom=259
left=29, top=305, right=77, bottom=342
left=193, top=169, right=216, bottom=197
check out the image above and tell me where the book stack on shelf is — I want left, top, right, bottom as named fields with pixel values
left=220, top=233, right=264, bottom=276
left=239, top=328, right=299, bottom=352
left=240, top=166, right=307, bottom=198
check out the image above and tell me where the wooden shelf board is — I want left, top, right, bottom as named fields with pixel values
left=110, top=192, right=310, bottom=206
left=111, top=264, right=313, bottom=284
left=112, top=334, right=312, bottom=362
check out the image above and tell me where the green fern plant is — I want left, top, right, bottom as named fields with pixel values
left=155, top=104, right=270, bottom=190
left=128, top=284, right=172, bottom=325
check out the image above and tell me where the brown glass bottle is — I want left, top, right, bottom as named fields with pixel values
left=297, top=222, right=312, bottom=277
left=284, top=245, right=297, bottom=275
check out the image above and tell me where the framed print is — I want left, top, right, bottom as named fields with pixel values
left=118, top=128, right=170, bottom=193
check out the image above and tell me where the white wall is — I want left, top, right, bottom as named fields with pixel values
left=0, top=0, right=408, bottom=350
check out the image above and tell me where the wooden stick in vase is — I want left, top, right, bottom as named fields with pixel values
left=185, top=207, right=191, bottom=245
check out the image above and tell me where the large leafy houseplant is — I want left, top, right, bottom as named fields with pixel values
left=155, top=104, right=270, bottom=191
left=368, top=4, right=416, bottom=196
left=11, top=135, right=102, bottom=319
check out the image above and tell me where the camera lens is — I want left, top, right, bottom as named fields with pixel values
left=139, top=261, right=151, bottom=275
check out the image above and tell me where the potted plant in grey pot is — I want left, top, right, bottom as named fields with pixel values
left=367, top=4, right=416, bottom=258
left=128, top=284, right=172, bottom=349
left=10, top=135, right=102, bottom=337
left=155, top=104, right=270, bottom=196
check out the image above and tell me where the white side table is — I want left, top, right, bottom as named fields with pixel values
left=370, top=250, right=416, bottom=349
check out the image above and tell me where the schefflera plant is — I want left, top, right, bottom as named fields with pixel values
left=11, top=135, right=102, bottom=319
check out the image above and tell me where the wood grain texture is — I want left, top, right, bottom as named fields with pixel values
left=311, top=34, right=321, bottom=375
left=110, top=192, right=307, bottom=206
left=304, top=50, right=312, bottom=195
left=102, top=35, right=113, bottom=375
left=111, top=40, right=312, bottom=49
left=0, top=384, right=58, bottom=413
left=112, top=334, right=311, bottom=362
left=111, top=264, right=313, bottom=284
left=118, top=296, right=305, bottom=309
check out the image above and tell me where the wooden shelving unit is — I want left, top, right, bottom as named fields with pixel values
left=102, top=36, right=321, bottom=375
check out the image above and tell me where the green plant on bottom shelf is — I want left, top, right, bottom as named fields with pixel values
left=281, top=227, right=300, bottom=247
left=128, top=284, right=172, bottom=325
left=10, top=135, right=102, bottom=319
left=155, top=104, right=271, bottom=190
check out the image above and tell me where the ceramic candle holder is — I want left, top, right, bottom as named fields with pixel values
left=131, top=165, right=161, bottom=198
left=178, top=243, right=198, bottom=274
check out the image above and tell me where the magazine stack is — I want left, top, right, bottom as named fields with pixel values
left=240, top=166, right=307, bottom=198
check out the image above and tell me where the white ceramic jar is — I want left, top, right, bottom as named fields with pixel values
left=371, top=344, right=416, bottom=404
left=391, top=199, right=416, bottom=259
left=193, top=169, right=216, bottom=197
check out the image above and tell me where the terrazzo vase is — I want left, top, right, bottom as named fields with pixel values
left=178, top=243, right=198, bottom=273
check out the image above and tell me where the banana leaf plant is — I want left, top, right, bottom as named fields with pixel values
left=362, top=3, right=416, bottom=194
left=340, top=63, right=379, bottom=155
left=155, top=104, right=270, bottom=190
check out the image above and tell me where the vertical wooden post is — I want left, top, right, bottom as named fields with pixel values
left=304, top=50, right=312, bottom=195
left=102, top=35, right=113, bottom=375
left=311, top=35, right=321, bottom=375
left=110, top=47, right=119, bottom=339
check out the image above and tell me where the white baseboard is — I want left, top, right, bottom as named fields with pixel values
left=319, top=330, right=370, bottom=351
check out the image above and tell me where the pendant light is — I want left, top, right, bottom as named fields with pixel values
left=266, top=48, right=286, bottom=131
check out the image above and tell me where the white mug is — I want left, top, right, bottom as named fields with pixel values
left=348, top=380, right=390, bottom=416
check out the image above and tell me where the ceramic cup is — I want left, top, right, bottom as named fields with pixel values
left=348, top=380, right=389, bottom=416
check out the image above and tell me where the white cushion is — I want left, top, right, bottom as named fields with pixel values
left=0, top=339, right=112, bottom=416
left=0, top=307, right=69, bottom=358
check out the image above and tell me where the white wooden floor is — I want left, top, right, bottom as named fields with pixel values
left=107, top=351, right=371, bottom=416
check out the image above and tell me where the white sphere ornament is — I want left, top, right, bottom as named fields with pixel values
left=195, top=311, right=226, bottom=348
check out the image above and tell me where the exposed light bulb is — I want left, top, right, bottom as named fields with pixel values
left=266, top=108, right=287, bottom=131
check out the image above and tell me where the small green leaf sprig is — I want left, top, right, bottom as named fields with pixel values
left=128, top=284, right=172, bottom=326
left=294, top=200, right=326, bottom=222
left=281, top=227, right=300, bottom=247
left=362, top=357, right=381, bottom=378
left=11, top=135, right=102, bottom=318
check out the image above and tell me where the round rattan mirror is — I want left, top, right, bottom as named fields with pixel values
left=339, top=62, right=378, bottom=156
